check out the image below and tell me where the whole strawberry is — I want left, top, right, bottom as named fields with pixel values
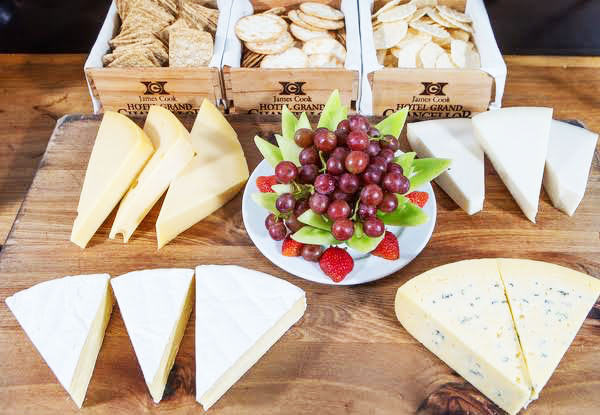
left=406, top=191, right=429, bottom=208
left=319, top=247, right=354, bottom=283
left=282, top=236, right=303, bottom=257
left=256, top=175, right=277, bottom=193
left=371, top=231, right=399, bottom=260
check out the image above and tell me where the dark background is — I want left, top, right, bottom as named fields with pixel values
left=0, top=0, right=599, bottom=55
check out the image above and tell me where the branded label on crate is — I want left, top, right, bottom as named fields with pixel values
left=245, top=82, right=326, bottom=115
left=110, top=81, right=202, bottom=117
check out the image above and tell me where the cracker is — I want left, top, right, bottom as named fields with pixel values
left=297, top=10, right=344, bottom=30
left=302, top=37, right=346, bottom=62
left=410, top=0, right=437, bottom=7
left=436, top=5, right=472, bottom=23
left=395, top=39, right=427, bottom=68
left=169, top=28, right=213, bottom=67
left=307, top=53, right=343, bottom=68
left=435, top=52, right=456, bottom=68
left=245, top=31, right=294, bottom=55
left=108, top=50, right=156, bottom=67
left=157, top=18, right=189, bottom=44
left=384, top=50, right=397, bottom=67
left=418, top=41, right=445, bottom=68
left=235, top=14, right=287, bottom=42
left=373, top=0, right=401, bottom=18
left=262, top=7, right=286, bottom=15
left=377, top=4, right=417, bottom=23
left=373, top=21, right=408, bottom=50
left=300, top=2, right=344, bottom=21
left=242, top=51, right=265, bottom=68
left=336, top=29, right=346, bottom=45
left=426, top=7, right=458, bottom=28
left=290, top=23, right=331, bottom=42
left=449, top=28, right=470, bottom=41
left=409, top=7, right=430, bottom=22
left=440, top=13, right=473, bottom=33
left=450, top=39, right=472, bottom=68
left=288, top=9, right=320, bottom=30
left=409, top=20, right=449, bottom=38
left=261, top=47, right=308, bottom=68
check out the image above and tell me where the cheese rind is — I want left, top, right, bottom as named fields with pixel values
left=71, top=111, right=154, bottom=248
left=195, top=265, right=306, bottom=409
left=395, top=259, right=532, bottom=415
left=498, top=259, right=600, bottom=398
left=5, top=274, right=113, bottom=408
left=111, top=268, right=194, bottom=403
left=543, top=120, right=598, bottom=216
left=472, top=107, right=553, bottom=222
left=407, top=119, right=484, bottom=215
left=110, top=106, right=195, bottom=242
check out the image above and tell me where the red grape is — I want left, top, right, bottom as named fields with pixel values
left=298, top=164, right=319, bottom=184
left=268, top=222, right=287, bottom=241
left=362, top=167, right=382, bottom=185
left=301, top=244, right=324, bottom=262
left=332, top=189, right=352, bottom=202
left=360, top=184, right=383, bottom=206
left=285, top=213, right=304, bottom=233
left=331, top=218, right=355, bottom=241
left=336, top=119, right=350, bottom=135
left=379, top=148, right=395, bottom=164
left=345, top=151, right=369, bottom=174
left=299, top=146, right=319, bottom=166
left=327, top=199, right=351, bottom=220
left=347, top=131, right=369, bottom=151
left=275, top=161, right=298, bottom=184
left=265, top=213, right=282, bottom=230
left=314, top=174, right=336, bottom=194
left=365, top=141, right=381, bottom=157
left=349, top=114, right=370, bottom=133
left=338, top=173, right=360, bottom=194
left=276, top=193, right=296, bottom=213
left=379, top=192, right=398, bottom=213
left=381, top=135, right=399, bottom=151
left=387, top=162, right=404, bottom=174
left=326, top=157, right=344, bottom=175
left=309, top=193, right=329, bottom=214
left=371, top=156, right=388, bottom=173
left=331, top=146, right=349, bottom=161
left=358, top=202, right=377, bottom=220
left=294, top=198, right=309, bottom=217
left=314, top=128, right=337, bottom=152
left=294, top=128, right=314, bottom=148
left=363, top=217, right=385, bottom=237
left=383, top=172, right=409, bottom=194
left=368, top=127, right=380, bottom=138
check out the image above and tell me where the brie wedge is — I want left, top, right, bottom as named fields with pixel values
left=111, top=268, right=194, bottom=403
left=5, top=274, right=114, bottom=407
left=472, top=107, right=553, bottom=222
left=195, top=265, right=306, bottom=409
left=407, top=118, right=484, bottom=214
left=543, top=120, right=598, bottom=216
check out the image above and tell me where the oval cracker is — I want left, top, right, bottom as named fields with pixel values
left=235, top=14, right=287, bottom=42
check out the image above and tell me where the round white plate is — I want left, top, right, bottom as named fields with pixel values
left=242, top=160, right=436, bottom=285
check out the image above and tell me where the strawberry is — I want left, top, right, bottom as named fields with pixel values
left=282, top=236, right=303, bottom=257
left=319, top=247, right=354, bottom=283
left=256, top=175, right=277, bottom=193
left=371, top=231, right=399, bottom=260
left=406, top=191, right=429, bottom=208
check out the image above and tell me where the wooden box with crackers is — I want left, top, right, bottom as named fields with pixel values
left=222, top=0, right=360, bottom=115
left=358, top=0, right=507, bottom=119
left=84, top=0, right=227, bottom=117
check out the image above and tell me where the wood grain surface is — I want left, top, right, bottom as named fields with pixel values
left=0, top=112, right=598, bottom=415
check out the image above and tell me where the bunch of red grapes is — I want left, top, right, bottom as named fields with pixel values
left=264, top=114, right=410, bottom=261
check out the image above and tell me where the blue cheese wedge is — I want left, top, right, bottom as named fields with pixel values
left=498, top=259, right=600, bottom=398
left=395, top=259, right=533, bottom=414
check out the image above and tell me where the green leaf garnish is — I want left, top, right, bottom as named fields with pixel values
left=409, top=158, right=451, bottom=191
left=378, top=195, right=428, bottom=226
left=282, top=105, right=298, bottom=141
left=291, top=226, right=339, bottom=245
left=271, top=184, right=292, bottom=194
left=318, top=89, right=347, bottom=130
left=346, top=223, right=385, bottom=253
left=375, top=107, right=408, bottom=138
left=298, top=210, right=332, bottom=231
left=275, top=134, right=302, bottom=167
left=251, top=192, right=279, bottom=214
left=296, top=111, right=311, bottom=130
left=394, top=151, right=416, bottom=176
left=254, top=135, right=283, bottom=168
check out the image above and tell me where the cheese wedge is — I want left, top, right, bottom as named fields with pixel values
left=395, top=259, right=533, bottom=414
left=407, top=119, right=484, bottom=215
left=155, top=100, right=249, bottom=248
left=498, top=259, right=600, bottom=398
left=195, top=265, right=306, bottom=409
left=111, top=268, right=194, bottom=403
left=5, top=274, right=113, bottom=408
left=71, top=111, right=154, bottom=248
left=543, top=120, right=598, bottom=216
left=110, top=106, right=195, bottom=242
left=472, top=107, right=553, bottom=222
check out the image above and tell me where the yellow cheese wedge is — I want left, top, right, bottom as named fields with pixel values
left=71, top=112, right=154, bottom=248
left=110, top=106, right=195, bottom=242
left=155, top=100, right=249, bottom=249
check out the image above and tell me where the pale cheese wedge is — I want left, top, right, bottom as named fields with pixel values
left=195, top=265, right=306, bottom=410
left=472, top=107, right=553, bottom=222
left=110, top=106, right=195, bottom=242
left=5, top=274, right=113, bottom=408
left=543, top=120, right=598, bottom=216
left=111, top=268, right=194, bottom=403
left=155, top=100, right=249, bottom=248
left=71, top=111, right=154, bottom=248
left=395, top=259, right=533, bottom=415
left=407, top=119, right=484, bottom=214
left=498, top=259, right=600, bottom=399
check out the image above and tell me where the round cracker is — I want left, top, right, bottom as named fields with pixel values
left=395, top=39, right=427, bottom=68
left=409, top=7, right=430, bottom=22
left=435, top=52, right=457, bottom=68
left=235, top=14, right=287, bottom=42
left=418, top=41, right=445, bottom=68
left=440, top=13, right=474, bottom=33
left=436, top=5, right=472, bottom=23
left=297, top=10, right=344, bottom=30
left=260, top=47, right=308, bottom=68
left=426, top=8, right=458, bottom=28
left=307, top=53, right=343, bottom=68
left=302, top=37, right=346, bottom=62
left=290, top=23, right=331, bottom=41
left=373, top=20, right=408, bottom=50
left=377, top=4, right=417, bottom=23
left=300, top=2, right=344, bottom=21
left=409, top=0, right=437, bottom=7
left=449, top=28, right=470, bottom=41
left=245, top=31, right=294, bottom=55
left=409, top=20, right=449, bottom=38
left=373, top=0, right=402, bottom=18
left=288, top=9, right=321, bottom=30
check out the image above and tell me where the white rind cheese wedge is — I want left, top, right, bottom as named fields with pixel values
left=498, top=259, right=600, bottom=398
left=195, top=265, right=306, bottom=410
left=71, top=111, right=154, bottom=248
left=395, top=259, right=533, bottom=415
left=155, top=100, right=249, bottom=249
left=111, top=268, right=194, bottom=403
left=407, top=119, right=484, bottom=215
left=543, top=120, right=598, bottom=216
left=5, top=274, right=113, bottom=408
left=472, top=107, right=553, bottom=223
left=110, top=106, right=195, bottom=242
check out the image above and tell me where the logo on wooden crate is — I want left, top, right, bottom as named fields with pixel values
left=419, top=82, right=448, bottom=96
left=141, top=81, right=170, bottom=95
left=279, top=82, right=307, bottom=96
left=110, top=80, right=199, bottom=116
left=246, top=81, right=323, bottom=115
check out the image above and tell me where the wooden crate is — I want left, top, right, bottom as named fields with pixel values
left=223, top=0, right=359, bottom=115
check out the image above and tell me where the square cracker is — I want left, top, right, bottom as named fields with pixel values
left=169, top=28, right=213, bottom=67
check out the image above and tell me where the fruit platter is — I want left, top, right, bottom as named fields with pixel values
left=242, top=91, right=450, bottom=284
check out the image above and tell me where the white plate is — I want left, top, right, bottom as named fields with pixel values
left=242, top=160, right=436, bottom=285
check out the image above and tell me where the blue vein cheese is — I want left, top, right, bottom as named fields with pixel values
left=395, top=259, right=533, bottom=415
left=498, top=259, right=600, bottom=398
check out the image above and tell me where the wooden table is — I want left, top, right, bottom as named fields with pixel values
left=0, top=54, right=599, bottom=415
